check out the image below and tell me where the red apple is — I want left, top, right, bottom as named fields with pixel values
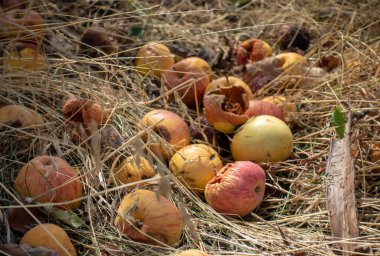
left=114, top=189, right=183, bottom=245
left=163, top=57, right=212, bottom=108
left=203, top=76, right=253, bottom=133
left=139, top=109, right=190, bottom=159
left=244, top=100, right=285, bottom=121
left=14, top=156, right=83, bottom=210
left=205, top=161, right=266, bottom=217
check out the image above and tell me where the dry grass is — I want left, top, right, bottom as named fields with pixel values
left=0, top=0, right=379, bottom=255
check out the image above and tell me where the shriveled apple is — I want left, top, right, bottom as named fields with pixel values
left=203, top=76, right=253, bottom=133
left=0, top=104, right=44, bottom=128
left=62, top=97, right=108, bottom=127
left=110, top=156, right=156, bottom=186
left=244, top=100, right=285, bottom=121
left=3, top=42, right=47, bottom=73
left=163, top=57, right=212, bottom=108
left=114, top=189, right=183, bottom=245
left=169, top=144, right=222, bottom=193
left=178, top=249, right=210, bottom=256
left=20, top=223, right=76, bottom=256
left=139, top=109, right=190, bottom=159
left=231, top=115, right=293, bottom=162
left=262, top=95, right=296, bottom=113
left=0, top=9, right=45, bottom=38
left=235, top=38, right=273, bottom=66
left=279, top=24, right=310, bottom=52
left=14, top=156, right=83, bottom=210
left=135, top=42, right=175, bottom=77
left=369, top=143, right=380, bottom=163
left=79, top=27, right=117, bottom=57
left=205, top=161, right=266, bottom=217
left=2, top=0, right=27, bottom=9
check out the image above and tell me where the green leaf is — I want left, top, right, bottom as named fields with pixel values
left=231, top=0, right=251, bottom=7
left=128, top=27, right=144, bottom=37
left=43, top=206, right=84, bottom=228
left=332, top=107, right=345, bottom=139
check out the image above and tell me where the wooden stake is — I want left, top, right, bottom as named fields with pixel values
left=326, top=113, right=359, bottom=255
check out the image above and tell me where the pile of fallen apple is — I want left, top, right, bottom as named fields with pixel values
left=0, top=1, right=350, bottom=255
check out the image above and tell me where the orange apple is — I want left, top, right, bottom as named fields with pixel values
left=236, top=38, right=273, bottom=65
left=14, top=156, right=83, bottom=210
left=169, top=144, right=222, bottom=193
left=163, top=57, right=212, bottom=108
left=114, top=189, right=183, bottom=245
left=20, top=223, right=76, bottom=256
left=139, top=109, right=190, bottom=159
left=3, top=42, right=47, bottom=73
left=203, top=76, right=253, bottom=133
left=274, top=52, right=307, bottom=71
left=135, top=42, right=175, bottom=77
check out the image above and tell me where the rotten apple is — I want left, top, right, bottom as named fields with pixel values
left=79, top=27, right=117, bottom=58
left=62, top=97, right=108, bottom=127
left=244, top=100, right=285, bottom=121
left=0, top=104, right=44, bottom=129
left=235, top=38, right=273, bottom=66
left=261, top=95, right=296, bottom=114
left=110, top=156, right=156, bottom=186
left=139, top=109, right=190, bottom=160
left=169, top=144, right=222, bottom=193
left=231, top=115, right=293, bottom=162
left=14, top=156, right=83, bottom=210
left=163, top=57, right=212, bottom=108
left=274, top=52, right=307, bottom=72
left=203, top=76, right=253, bottom=133
left=178, top=249, right=210, bottom=256
left=135, top=42, right=175, bottom=78
left=114, top=189, right=183, bottom=245
left=205, top=161, right=266, bottom=217
left=20, top=223, right=76, bottom=256
left=3, top=42, right=47, bottom=73
left=279, top=24, right=310, bottom=52
left=2, top=0, right=27, bottom=9
left=0, top=8, right=45, bottom=38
